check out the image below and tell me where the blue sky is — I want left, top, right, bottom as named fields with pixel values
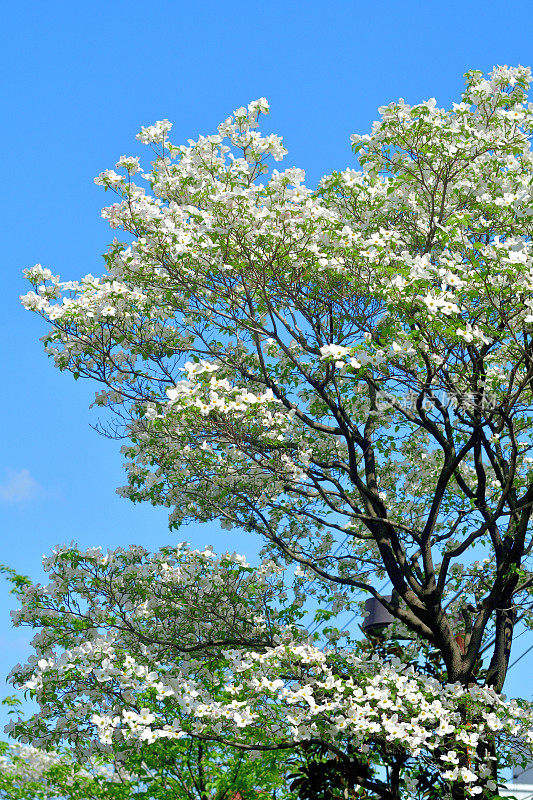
left=2, top=0, right=533, bottom=745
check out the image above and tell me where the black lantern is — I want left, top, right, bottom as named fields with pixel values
left=362, top=595, right=394, bottom=632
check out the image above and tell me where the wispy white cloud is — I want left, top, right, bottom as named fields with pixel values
left=0, top=469, right=45, bottom=504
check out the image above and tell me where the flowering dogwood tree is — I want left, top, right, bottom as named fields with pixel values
left=7, top=543, right=533, bottom=800
left=0, top=734, right=292, bottom=800
left=17, top=65, right=533, bottom=797
left=7, top=542, right=533, bottom=799
left=0, top=738, right=129, bottom=800
left=4, top=553, right=297, bottom=800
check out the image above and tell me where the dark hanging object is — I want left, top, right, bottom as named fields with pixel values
left=362, top=595, right=394, bottom=632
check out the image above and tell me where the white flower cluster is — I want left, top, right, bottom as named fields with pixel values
left=164, top=361, right=283, bottom=419
left=136, top=119, right=173, bottom=145
left=0, top=740, right=130, bottom=793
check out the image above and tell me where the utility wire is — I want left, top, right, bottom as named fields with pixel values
left=508, top=640, right=533, bottom=672
left=305, top=534, right=351, bottom=591
left=478, top=601, right=533, bottom=657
